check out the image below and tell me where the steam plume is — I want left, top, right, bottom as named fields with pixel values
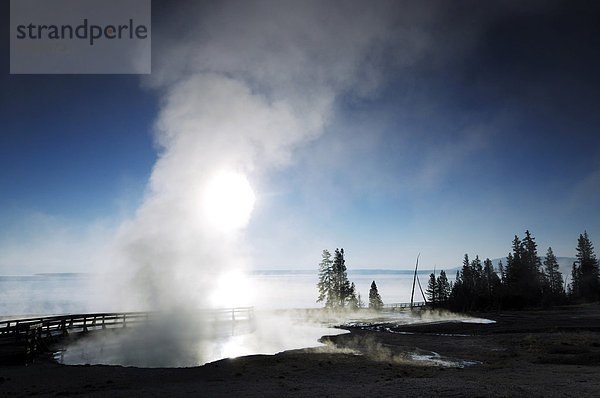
left=105, top=1, right=418, bottom=312
left=97, top=1, right=459, bottom=366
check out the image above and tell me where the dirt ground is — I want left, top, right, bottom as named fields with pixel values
left=1, top=304, right=599, bottom=397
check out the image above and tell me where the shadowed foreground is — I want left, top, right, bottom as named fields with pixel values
left=1, top=305, right=599, bottom=397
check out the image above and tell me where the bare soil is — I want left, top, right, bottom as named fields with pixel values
left=1, top=304, right=599, bottom=397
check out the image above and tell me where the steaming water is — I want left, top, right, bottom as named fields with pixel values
left=410, top=350, right=482, bottom=368
left=1, top=270, right=475, bottom=368
left=54, top=314, right=349, bottom=368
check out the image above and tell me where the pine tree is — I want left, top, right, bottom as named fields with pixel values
left=368, top=280, right=384, bottom=311
left=505, top=231, right=544, bottom=307
left=347, top=282, right=359, bottom=310
left=332, top=248, right=352, bottom=307
left=426, top=273, right=437, bottom=305
left=450, top=265, right=467, bottom=311
left=316, top=249, right=335, bottom=307
left=543, top=247, right=563, bottom=298
left=572, top=231, right=599, bottom=301
left=357, top=292, right=365, bottom=309
left=461, top=254, right=473, bottom=291
left=473, top=255, right=484, bottom=287
left=570, top=261, right=580, bottom=297
left=483, top=258, right=501, bottom=301
left=505, top=236, right=523, bottom=290
left=472, top=255, right=485, bottom=305
left=522, top=230, right=543, bottom=277
left=498, top=260, right=505, bottom=284
left=436, top=270, right=450, bottom=302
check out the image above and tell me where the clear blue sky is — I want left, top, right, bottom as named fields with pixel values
left=1, top=1, right=599, bottom=273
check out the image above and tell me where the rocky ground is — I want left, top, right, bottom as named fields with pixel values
left=1, top=304, right=599, bottom=397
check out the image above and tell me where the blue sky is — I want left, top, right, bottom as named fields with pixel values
left=1, top=1, right=599, bottom=274
left=0, top=75, right=156, bottom=219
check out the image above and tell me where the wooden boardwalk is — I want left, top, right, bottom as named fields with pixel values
left=0, top=308, right=254, bottom=363
left=384, top=301, right=429, bottom=310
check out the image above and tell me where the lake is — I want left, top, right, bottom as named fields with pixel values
left=0, top=269, right=454, bottom=317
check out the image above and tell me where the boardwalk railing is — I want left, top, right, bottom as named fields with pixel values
left=0, top=308, right=255, bottom=338
left=0, top=312, right=150, bottom=339
left=0, top=312, right=151, bottom=360
left=384, top=301, right=428, bottom=310
left=0, top=307, right=255, bottom=362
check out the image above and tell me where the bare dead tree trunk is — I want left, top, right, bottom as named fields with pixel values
left=411, top=253, right=420, bottom=308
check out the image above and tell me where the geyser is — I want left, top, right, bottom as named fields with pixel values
left=93, top=0, right=430, bottom=367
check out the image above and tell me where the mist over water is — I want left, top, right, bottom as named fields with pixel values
left=1, top=271, right=463, bottom=367
left=0, top=274, right=101, bottom=317
left=0, top=271, right=440, bottom=316
left=250, top=270, right=446, bottom=310
left=57, top=310, right=350, bottom=368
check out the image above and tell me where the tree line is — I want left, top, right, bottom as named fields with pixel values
left=431, top=230, right=599, bottom=311
left=317, top=231, right=599, bottom=312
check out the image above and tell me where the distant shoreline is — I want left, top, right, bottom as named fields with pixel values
left=0, top=269, right=456, bottom=278
left=0, top=257, right=577, bottom=278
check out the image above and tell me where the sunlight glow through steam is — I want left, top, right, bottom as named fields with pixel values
left=210, top=269, right=254, bottom=308
left=202, top=171, right=256, bottom=231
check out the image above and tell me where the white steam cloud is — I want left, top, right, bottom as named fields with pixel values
left=104, top=1, right=415, bottom=313
left=94, top=0, right=480, bottom=366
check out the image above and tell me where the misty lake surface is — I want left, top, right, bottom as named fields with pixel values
left=0, top=270, right=452, bottom=316
left=0, top=273, right=105, bottom=317
left=250, top=269, right=453, bottom=310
